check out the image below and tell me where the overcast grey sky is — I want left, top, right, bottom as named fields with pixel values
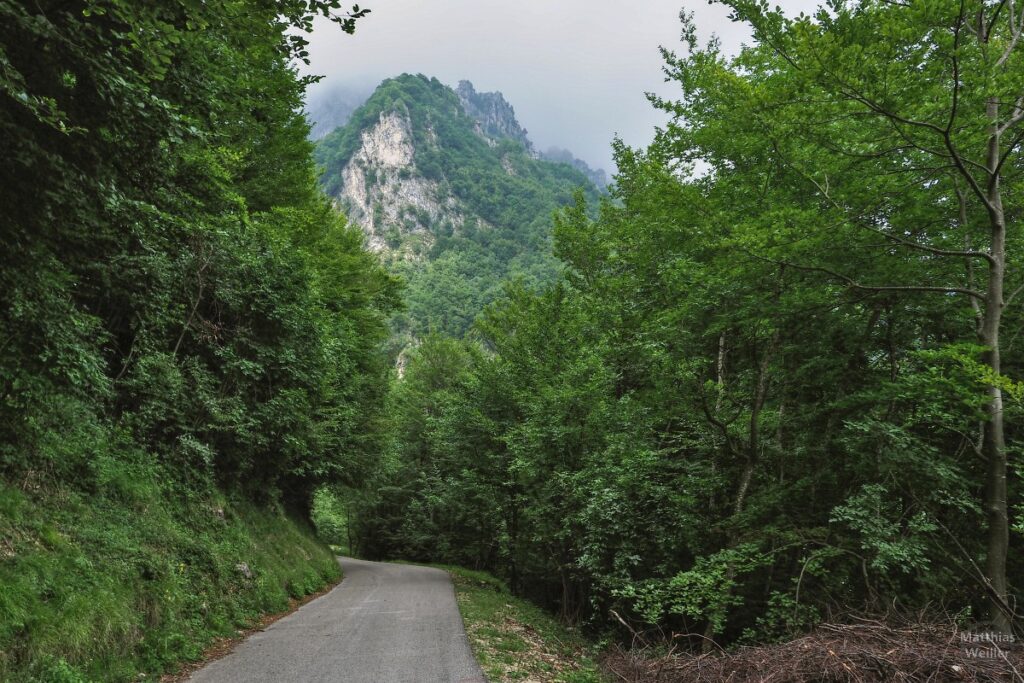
left=301, top=1, right=821, bottom=173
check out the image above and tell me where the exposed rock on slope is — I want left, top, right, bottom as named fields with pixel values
left=455, top=80, right=534, bottom=153
left=337, top=109, right=461, bottom=256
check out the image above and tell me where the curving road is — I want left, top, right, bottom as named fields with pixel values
left=188, top=557, right=486, bottom=683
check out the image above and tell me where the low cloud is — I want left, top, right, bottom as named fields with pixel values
left=301, top=0, right=820, bottom=173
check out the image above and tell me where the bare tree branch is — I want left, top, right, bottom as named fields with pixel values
left=950, top=0, right=966, bottom=132
left=771, top=139, right=997, bottom=267
left=995, top=0, right=1021, bottom=67
left=749, top=253, right=985, bottom=300
left=996, top=95, right=1024, bottom=135
left=994, top=127, right=1024, bottom=176
left=1004, top=279, right=1024, bottom=308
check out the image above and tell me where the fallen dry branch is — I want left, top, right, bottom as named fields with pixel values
left=603, top=621, right=1023, bottom=682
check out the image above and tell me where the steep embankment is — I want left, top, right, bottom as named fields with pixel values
left=0, top=483, right=339, bottom=681
left=314, top=74, right=604, bottom=339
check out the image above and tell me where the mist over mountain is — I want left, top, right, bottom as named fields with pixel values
left=306, top=76, right=606, bottom=184
left=539, top=146, right=609, bottom=188
left=304, top=82, right=372, bottom=140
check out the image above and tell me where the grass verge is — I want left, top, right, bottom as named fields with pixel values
left=442, top=566, right=606, bottom=683
left=0, top=474, right=340, bottom=682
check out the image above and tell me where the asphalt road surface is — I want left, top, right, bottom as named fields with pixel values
left=188, top=557, right=486, bottom=683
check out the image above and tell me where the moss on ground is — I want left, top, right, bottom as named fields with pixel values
left=0, top=475, right=340, bottom=682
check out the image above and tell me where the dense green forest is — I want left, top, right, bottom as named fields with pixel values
left=315, top=74, right=602, bottom=340
left=0, top=1, right=392, bottom=680
left=342, top=0, right=1024, bottom=654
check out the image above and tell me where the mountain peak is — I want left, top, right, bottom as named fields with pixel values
left=455, top=80, right=533, bottom=152
left=313, top=75, right=602, bottom=337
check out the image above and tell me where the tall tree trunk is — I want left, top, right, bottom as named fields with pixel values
left=982, top=94, right=1010, bottom=634
left=702, top=329, right=778, bottom=651
left=508, top=493, right=519, bottom=595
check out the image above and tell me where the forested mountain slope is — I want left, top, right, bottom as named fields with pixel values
left=314, top=74, right=603, bottom=339
left=0, top=2, right=392, bottom=680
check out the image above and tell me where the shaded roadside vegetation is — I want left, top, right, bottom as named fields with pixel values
left=0, top=1, right=391, bottom=680
left=1, top=491, right=339, bottom=681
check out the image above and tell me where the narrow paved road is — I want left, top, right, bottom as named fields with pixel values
left=189, top=557, right=486, bottom=683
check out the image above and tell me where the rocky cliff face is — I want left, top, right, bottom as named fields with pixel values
left=315, top=76, right=604, bottom=263
left=334, top=109, right=461, bottom=257
left=317, top=76, right=551, bottom=262
left=455, top=80, right=534, bottom=153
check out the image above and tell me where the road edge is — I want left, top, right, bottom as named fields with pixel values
left=160, top=563, right=344, bottom=683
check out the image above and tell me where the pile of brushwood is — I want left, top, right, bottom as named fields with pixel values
left=603, top=621, right=1023, bottom=682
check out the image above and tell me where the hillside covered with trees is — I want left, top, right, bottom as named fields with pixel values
left=0, top=2, right=394, bottom=680
left=314, top=74, right=603, bottom=341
